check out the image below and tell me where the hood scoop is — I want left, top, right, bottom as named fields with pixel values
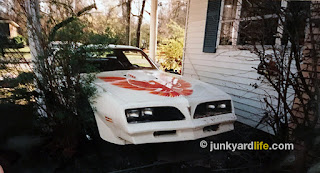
left=98, top=70, right=193, bottom=97
left=125, top=70, right=157, bottom=81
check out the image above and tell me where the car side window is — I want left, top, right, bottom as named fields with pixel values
left=122, top=50, right=152, bottom=68
left=86, top=50, right=114, bottom=58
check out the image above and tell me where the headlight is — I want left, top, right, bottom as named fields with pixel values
left=125, top=107, right=185, bottom=123
left=141, top=108, right=153, bottom=116
left=126, top=109, right=140, bottom=118
left=217, top=103, right=226, bottom=109
left=194, top=100, right=232, bottom=119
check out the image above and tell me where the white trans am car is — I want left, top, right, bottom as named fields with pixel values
left=87, top=45, right=237, bottom=145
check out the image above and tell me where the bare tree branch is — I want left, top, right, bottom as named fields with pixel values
left=48, top=3, right=97, bottom=41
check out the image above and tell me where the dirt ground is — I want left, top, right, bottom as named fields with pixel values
left=0, top=104, right=291, bottom=173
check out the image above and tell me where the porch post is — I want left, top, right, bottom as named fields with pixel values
left=149, top=0, right=158, bottom=62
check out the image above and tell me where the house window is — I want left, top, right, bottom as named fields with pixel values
left=219, top=0, right=281, bottom=45
left=237, top=17, right=279, bottom=45
left=281, top=1, right=311, bottom=45
left=219, top=0, right=238, bottom=45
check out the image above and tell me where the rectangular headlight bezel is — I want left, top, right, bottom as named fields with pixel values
left=194, top=100, right=232, bottom=119
left=125, top=107, right=185, bottom=123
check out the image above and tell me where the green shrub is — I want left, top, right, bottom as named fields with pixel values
left=158, top=21, right=185, bottom=73
left=13, top=35, right=26, bottom=47
left=54, top=19, right=87, bottom=42
left=86, top=27, right=120, bottom=44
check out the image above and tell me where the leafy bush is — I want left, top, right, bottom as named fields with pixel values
left=54, top=19, right=87, bottom=42
left=34, top=43, right=99, bottom=158
left=54, top=19, right=123, bottom=45
left=86, top=27, right=121, bottom=44
left=13, top=35, right=26, bottom=47
left=0, top=35, right=25, bottom=48
left=158, top=21, right=184, bottom=73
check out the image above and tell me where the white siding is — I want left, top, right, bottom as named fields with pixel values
left=183, top=0, right=294, bottom=133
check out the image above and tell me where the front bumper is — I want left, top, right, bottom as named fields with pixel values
left=119, top=113, right=236, bottom=144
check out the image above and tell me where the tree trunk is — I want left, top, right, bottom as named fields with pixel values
left=136, top=0, right=146, bottom=48
left=125, top=0, right=132, bottom=45
left=24, top=0, right=44, bottom=60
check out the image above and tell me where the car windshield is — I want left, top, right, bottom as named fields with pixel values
left=84, top=48, right=156, bottom=72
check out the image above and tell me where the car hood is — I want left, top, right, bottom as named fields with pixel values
left=94, top=70, right=230, bottom=104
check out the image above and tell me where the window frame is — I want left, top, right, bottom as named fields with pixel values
left=116, top=49, right=157, bottom=70
left=122, top=50, right=154, bottom=68
left=217, top=0, right=288, bottom=48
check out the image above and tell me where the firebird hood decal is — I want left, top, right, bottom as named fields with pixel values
left=94, top=70, right=230, bottom=103
left=98, top=76, right=193, bottom=97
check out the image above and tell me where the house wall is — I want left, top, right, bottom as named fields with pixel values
left=9, top=23, right=18, bottom=38
left=0, top=21, right=18, bottom=38
left=182, top=0, right=295, bottom=132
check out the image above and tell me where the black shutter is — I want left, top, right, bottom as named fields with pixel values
left=203, top=0, right=222, bottom=53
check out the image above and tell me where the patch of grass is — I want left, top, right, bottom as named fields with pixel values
left=4, top=47, right=30, bottom=53
left=3, top=47, right=31, bottom=60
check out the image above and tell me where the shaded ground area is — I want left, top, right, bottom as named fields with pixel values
left=0, top=104, right=290, bottom=173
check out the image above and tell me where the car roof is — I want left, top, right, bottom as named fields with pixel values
left=49, top=42, right=142, bottom=51
left=85, top=44, right=142, bottom=51
left=108, top=44, right=142, bottom=50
